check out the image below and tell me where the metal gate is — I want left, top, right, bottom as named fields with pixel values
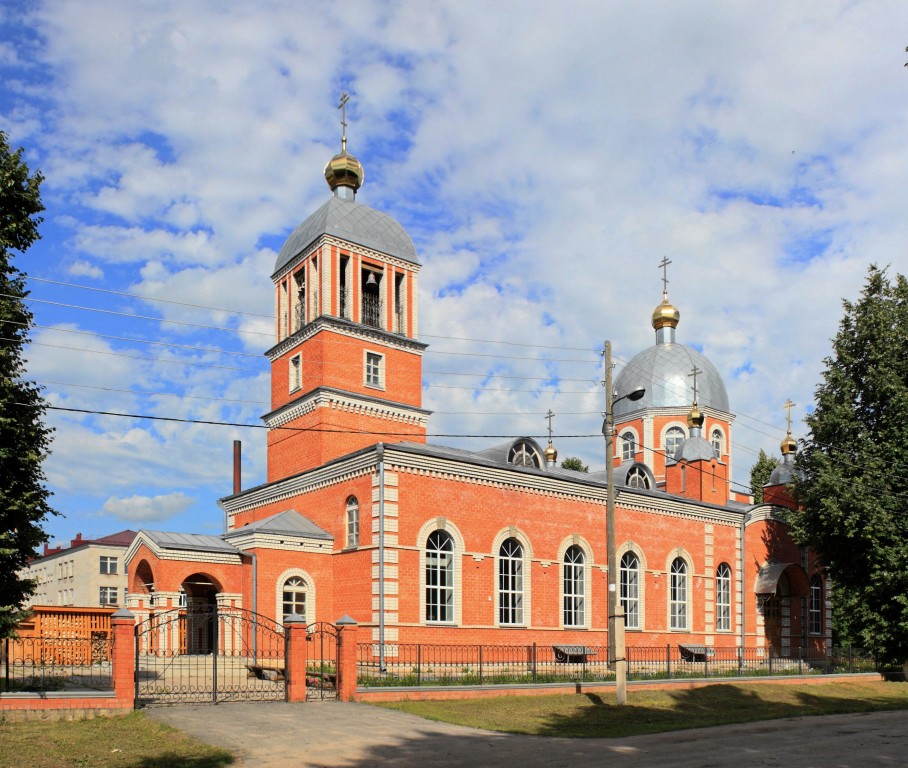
left=135, top=607, right=286, bottom=706
left=305, top=622, right=338, bottom=701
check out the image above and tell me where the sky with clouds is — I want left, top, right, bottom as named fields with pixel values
left=3, top=0, right=907, bottom=545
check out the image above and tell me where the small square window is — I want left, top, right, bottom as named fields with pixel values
left=100, top=556, right=118, bottom=575
left=99, top=586, right=118, bottom=605
left=365, top=351, right=384, bottom=389
left=289, top=354, right=302, bottom=392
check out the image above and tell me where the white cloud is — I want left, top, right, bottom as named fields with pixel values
left=4, top=0, right=908, bottom=541
left=100, top=492, right=195, bottom=522
left=67, top=260, right=103, bottom=279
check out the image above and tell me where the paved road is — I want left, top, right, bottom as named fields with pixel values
left=146, top=702, right=907, bottom=767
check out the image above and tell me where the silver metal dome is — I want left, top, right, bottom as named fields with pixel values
left=614, top=342, right=729, bottom=418
left=767, top=454, right=804, bottom=486
left=273, top=196, right=419, bottom=276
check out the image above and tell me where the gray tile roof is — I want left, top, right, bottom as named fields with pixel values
left=140, top=531, right=241, bottom=555
left=274, top=196, right=419, bottom=275
left=223, top=510, right=332, bottom=541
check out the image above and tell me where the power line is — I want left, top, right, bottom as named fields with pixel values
left=26, top=276, right=272, bottom=318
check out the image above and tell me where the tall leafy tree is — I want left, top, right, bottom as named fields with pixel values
left=0, top=131, right=55, bottom=637
left=749, top=449, right=778, bottom=504
left=561, top=456, right=589, bottom=472
left=791, top=265, right=908, bottom=667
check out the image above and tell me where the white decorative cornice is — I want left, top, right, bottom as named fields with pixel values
left=225, top=532, right=335, bottom=553
left=266, top=315, right=427, bottom=361
left=264, top=387, right=431, bottom=429
left=745, top=504, right=792, bottom=527
left=273, top=234, right=423, bottom=285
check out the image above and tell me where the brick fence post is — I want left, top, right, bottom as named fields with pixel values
left=336, top=615, right=358, bottom=702
left=110, top=607, right=136, bottom=708
left=284, top=613, right=307, bottom=703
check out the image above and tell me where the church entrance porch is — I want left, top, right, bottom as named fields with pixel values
left=135, top=606, right=286, bottom=706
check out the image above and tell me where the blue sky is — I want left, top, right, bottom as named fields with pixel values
left=2, top=1, right=907, bottom=545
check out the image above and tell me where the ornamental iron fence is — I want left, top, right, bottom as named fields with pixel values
left=1, top=634, right=114, bottom=693
left=356, top=643, right=875, bottom=688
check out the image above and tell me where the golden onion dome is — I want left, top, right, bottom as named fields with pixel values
left=544, top=441, right=558, bottom=464
left=686, top=403, right=705, bottom=429
left=324, top=150, right=364, bottom=193
left=780, top=433, right=797, bottom=455
left=651, top=297, right=680, bottom=331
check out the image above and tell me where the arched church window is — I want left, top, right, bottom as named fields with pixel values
left=345, top=496, right=359, bottom=548
left=563, top=545, right=585, bottom=627
left=498, top=538, right=524, bottom=625
left=711, top=429, right=723, bottom=458
left=670, top=558, right=688, bottom=630
left=716, top=563, right=731, bottom=631
left=620, top=551, right=641, bottom=629
left=282, top=576, right=307, bottom=620
left=809, top=575, right=823, bottom=634
left=426, top=531, right=454, bottom=623
left=665, top=427, right=685, bottom=458
left=626, top=466, right=650, bottom=489
left=508, top=441, right=542, bottom=468
left=620, top=432, right=635, bottom=462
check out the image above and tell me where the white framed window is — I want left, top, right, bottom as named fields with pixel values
left=508, top=440, right=542, bottom=468
left=100, top=556, right=117, bottom=575
left=626, top=465, right=650, bottom=489
left=345, top=496, right=359, bottom=548
left=620, top=551, right=641, bottom=629
left=563, top=545, right=585, bottom=627
left=711, top=428, right=723, bottom=459
left=665, top=426, right=686, bottom=458
left=282, top=576, right=308, bottom=621
left=364, top=351, right=384, bottom=389
left=670, top=557, right=688, bottom=630
left=716, top=563, right=732, bottom=631
left=289, top=353, right=302, bottom=392
left=620, top=431, right=636, bottom=462
left=809, top=575, right=823, bottom=634
left=425, top=531, right=454, bottom=623
left=99, top=586, right=118, bottom=605
left=498, top=538, right=524, bottom=625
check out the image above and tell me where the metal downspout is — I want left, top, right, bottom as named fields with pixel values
left=377, top=443, right=386, bottom=671
left=249, top=551, right=258, bottom=660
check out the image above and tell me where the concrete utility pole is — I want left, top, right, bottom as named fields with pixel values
left=602, top=340, right=644, bottom=706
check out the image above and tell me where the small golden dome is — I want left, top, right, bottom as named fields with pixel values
left=780, top=433, right=797, bottom=455
left=687, top=403, right=704, bottom=429
left=324, top=151, right=364, bottom=193
left=544, top=441, right=558, bottom=464
left=651, top=297, right=680, bottom=330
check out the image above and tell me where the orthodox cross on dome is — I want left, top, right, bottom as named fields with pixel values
left=658, top=256, right=672, bottom=299
left=688, top=365, right=702, bottom=403
left=545, top=409, right=555, bottom=443
left=338, top=92, right=350, bottom=152
left=783, top=399, right=796, bottom=435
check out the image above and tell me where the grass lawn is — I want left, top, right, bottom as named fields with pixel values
left=374, top=680, right=908, bottom=738
left=0, top=711, right=233, bottom=768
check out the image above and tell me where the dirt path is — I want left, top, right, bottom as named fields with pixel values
left=146, top=701, right=908, bottom=767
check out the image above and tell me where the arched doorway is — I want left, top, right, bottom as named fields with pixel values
left=181, top=573, right=222, bottom=654
left=763, top=570, right=790, bottom=653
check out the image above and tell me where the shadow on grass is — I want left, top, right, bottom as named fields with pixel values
left=132, top=755, right=234, bottom=768
left=529, top=681, right=908, bottom=739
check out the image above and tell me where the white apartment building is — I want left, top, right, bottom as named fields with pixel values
left=24, top=531, right=137, bottom=608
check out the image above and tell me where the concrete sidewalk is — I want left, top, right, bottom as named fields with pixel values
left=146, top=701, right=908, bottom=767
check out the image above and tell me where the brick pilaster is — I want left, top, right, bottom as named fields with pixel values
left=336, top=616, right=358, bottom=701
left=284, top=614, right=307, bottom=703
left=110, top=608, right=136, bottom=707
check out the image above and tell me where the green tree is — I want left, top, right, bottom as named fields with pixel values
left=790, top=265, right=908, bottom=667
left=561, top=456, right=588, bottom=472
left=0, top=131, right=54, bottom=637
left=749, top=449, right=778, bottom=504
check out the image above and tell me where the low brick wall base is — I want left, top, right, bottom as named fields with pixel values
left=0, top=693, right=132, bottom=722
left=354, top=672, right=884, bottom=703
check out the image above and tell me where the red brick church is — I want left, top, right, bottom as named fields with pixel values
left=125, top=125, right=830, bottom=658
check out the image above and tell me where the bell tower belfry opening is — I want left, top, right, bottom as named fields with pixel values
left=265, top=95, right=430, bottom=481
